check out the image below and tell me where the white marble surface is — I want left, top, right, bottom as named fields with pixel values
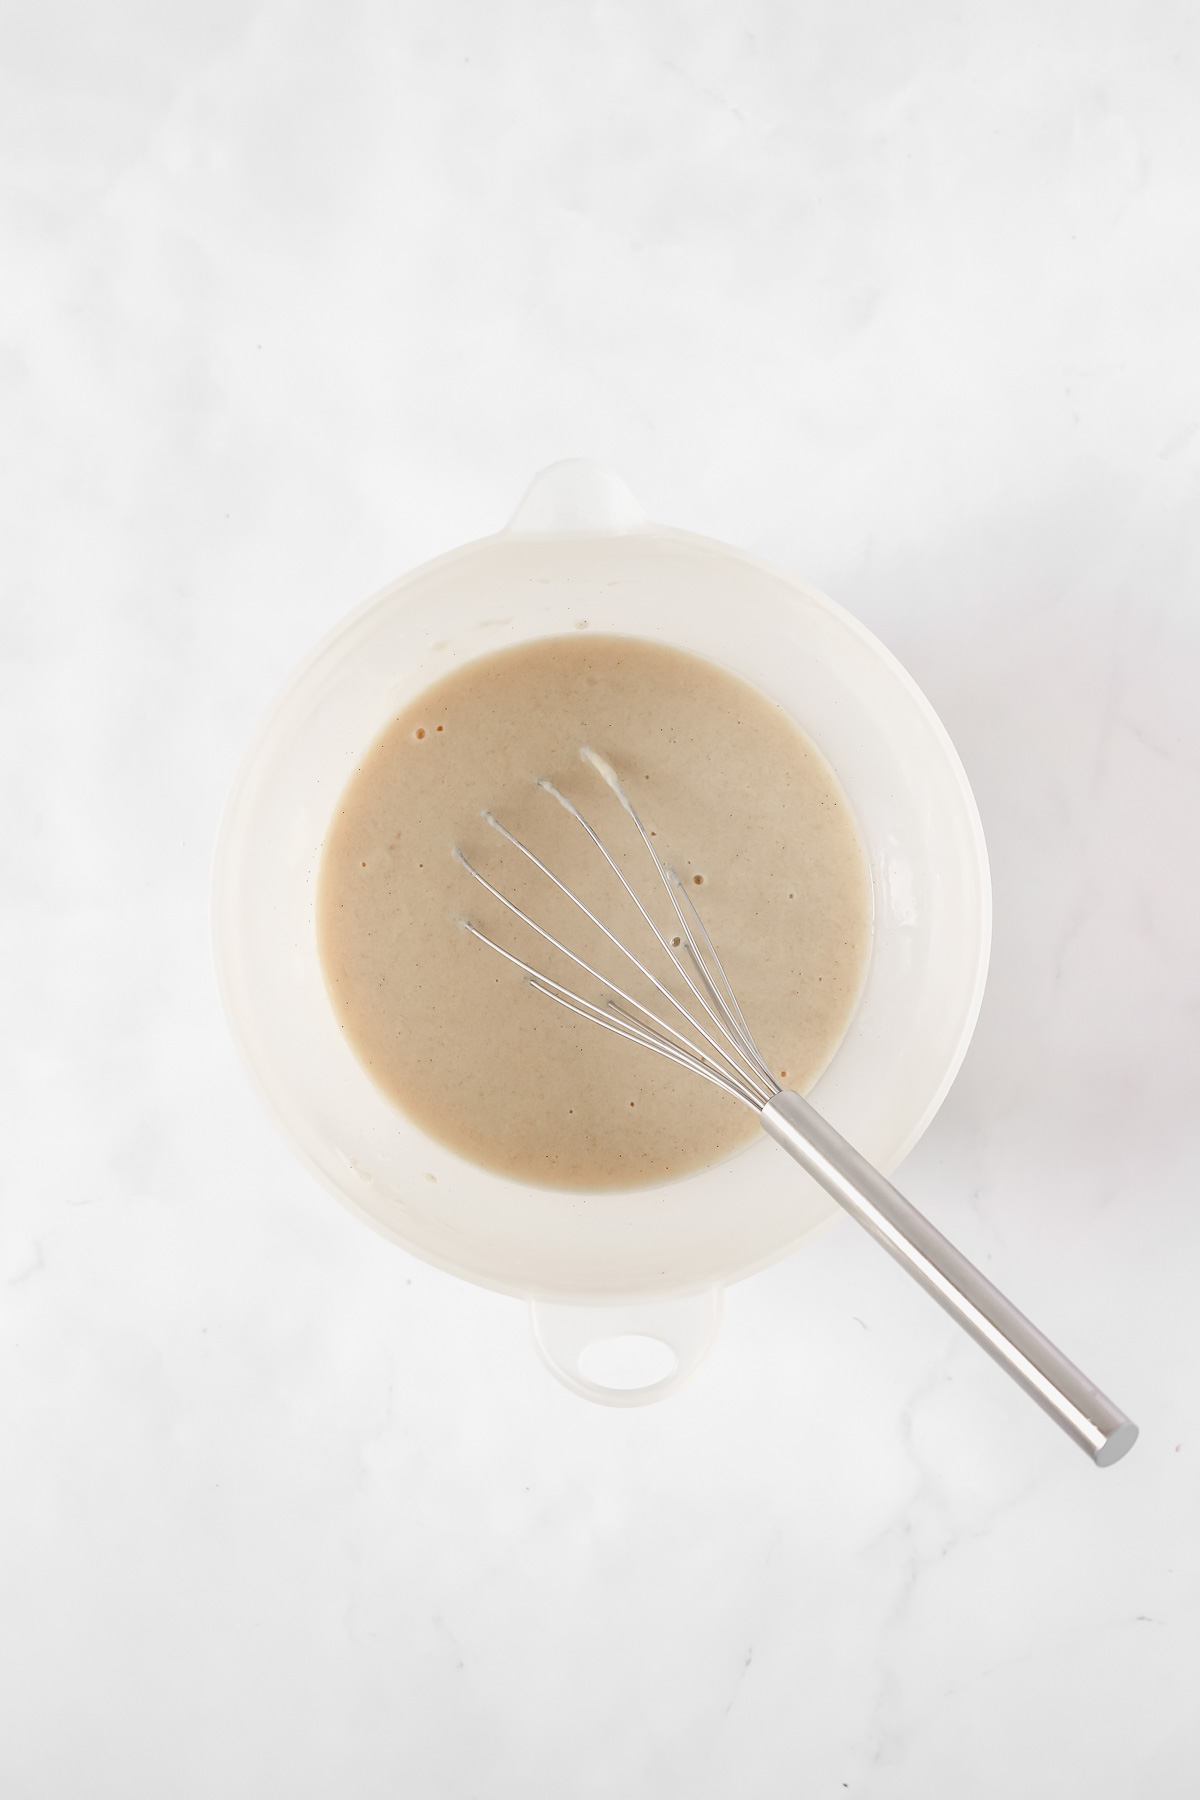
left=3, top=2, right=1199, bottom=1794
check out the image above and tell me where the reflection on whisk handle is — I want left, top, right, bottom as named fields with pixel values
left=760, top=1090, right=1138, bottom=1466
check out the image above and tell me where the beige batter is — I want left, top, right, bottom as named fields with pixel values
left=317, top=635, right=871, bottom=1190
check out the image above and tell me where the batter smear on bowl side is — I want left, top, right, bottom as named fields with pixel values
left=317, top=635, right=871, bottom=1189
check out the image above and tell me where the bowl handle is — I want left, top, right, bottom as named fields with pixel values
left=529, top=1289, right=722, bottom=1406
left=504, top=459, right=648, bottom=536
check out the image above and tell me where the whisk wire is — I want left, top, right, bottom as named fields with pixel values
left=528, top=981, right=765, bottom=1108
left=669, top=876, right=780, bottom=1091
left=573, top=749, right=781, bottom=1094
left=601, top=998, right=766, bottom=1109
left=454, top=846, right=771, bottom=1105
left=457, top=918, right=764, bottom=1107
left=528, top=781, right=775, bottom=1099
left=468, top=798, right=775, bottom=1104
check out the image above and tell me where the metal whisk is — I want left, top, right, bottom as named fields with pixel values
left=455, top=747, right=1137, bottom=1466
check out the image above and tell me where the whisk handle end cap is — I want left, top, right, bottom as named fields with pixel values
left=1094, top=1419, right=1139, bottom=1467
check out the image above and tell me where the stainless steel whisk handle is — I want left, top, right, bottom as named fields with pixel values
left=760, top=1091, right=1138, bottom=1466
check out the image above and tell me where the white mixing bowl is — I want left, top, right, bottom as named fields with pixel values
left=213, top=462, right=990, bottom=1404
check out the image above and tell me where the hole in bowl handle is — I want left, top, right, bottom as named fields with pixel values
left=529, top=1289, right=723, bottom=1407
